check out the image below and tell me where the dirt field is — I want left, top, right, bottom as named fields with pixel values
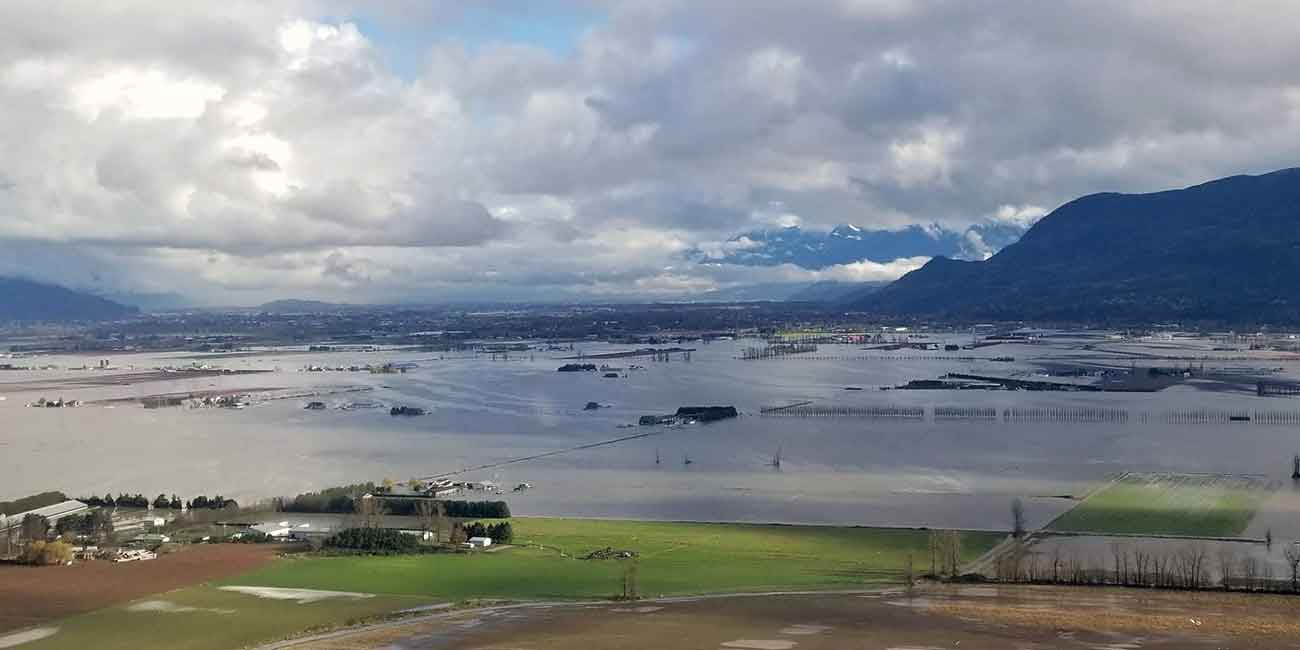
left=0, top=544, right=284, bottom=632
left=285, top=585, right=1300, bottom=650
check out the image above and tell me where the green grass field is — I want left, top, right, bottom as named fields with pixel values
left=14, top=588, right=426, bottom=650
left=228, top=518, right=1002, bottom=599
left=1047, top=472, right=1269, bottom=537
left=16, top=519, right=1001, bottom=650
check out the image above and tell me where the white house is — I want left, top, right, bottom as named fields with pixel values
left=467, top=536, right=492, bottom=548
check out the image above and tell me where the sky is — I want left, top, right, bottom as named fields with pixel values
left=1, top=0, right=1299, bottom=306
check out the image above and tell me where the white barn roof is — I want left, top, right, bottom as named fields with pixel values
left=0, top=499, right=89, bottom=531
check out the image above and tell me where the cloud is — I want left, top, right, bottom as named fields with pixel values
left=2, top=1, right=1299, bottom=303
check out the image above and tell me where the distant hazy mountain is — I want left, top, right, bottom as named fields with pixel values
left=694, top=222, right=1029, bottom=269
left=0, top=276, right=139, bottom=322
left=99, top=290, right=191, bottom=312
left=257, top=299, right=353, bottom=314
left=787, top=280, right=882, bottom=302
left=855, top=168, right=1300, bottom=323
left=689, top=280, right=883, bottom=303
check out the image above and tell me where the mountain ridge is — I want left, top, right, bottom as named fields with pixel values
left=0, top=276, right=139, bottom=322
left=853, top=167, right=1300, bottom=323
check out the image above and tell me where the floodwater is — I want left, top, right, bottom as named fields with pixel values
left=5, top=336, right=1300, bottom=534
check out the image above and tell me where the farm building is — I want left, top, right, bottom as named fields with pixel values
left=250, top=521, right=335, bottom=541
left=0, top=499, right=89, bottom=536
left=467, top=536, right=492, bottom=548
left=132, top=533, right=171, bottom=545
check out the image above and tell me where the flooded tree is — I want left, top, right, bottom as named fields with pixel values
left=1215, top=547, right=1237, bottom=591
left=1011, top=498, right=1026, bottom=539
left=903, top=552, right=916, bottom=591
left=354, top=495, right=384, bottom=529
left=415, top=500, right=437, bottom=540
left=995, top=540, right=1028, bottom=581
left=926, top=529, right=963, bottom=577
left=1240, top=556, right=1260, bottom=591
left=1283, top=544, right=1300, bottom=592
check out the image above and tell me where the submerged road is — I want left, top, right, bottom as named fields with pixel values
left=415, top=426, right=680, bottom=481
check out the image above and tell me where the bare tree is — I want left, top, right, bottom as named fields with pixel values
left=621, top=558, right=640, bottom=600
left=1215, top=547, right=1237, bottom=591
left=1011, top=498, right=1026, bottom=539
left=1241, top=556, right=1260, bottom=591
left=1135, top=547, right=1159, bottom=587
left=927, top=530, right=939, bottom=576
left=1066, top=551, right=1084, bottom=584
left=925, top=530, right=964, bottom=578
left=1110, top=542, right=1126, bottom=585
left=355, top=495, right=383, bottom=529
left=2, top=520, right=13, bottom=557
left=997, top=540, right=1028, bottom=582
left=415, top=500, right=437, bottom=541
left=1283, top=543, right=1300, bottom=592
left=944, top=530, right=963, bottom=577
left=903, top=552, right=915, bottom=590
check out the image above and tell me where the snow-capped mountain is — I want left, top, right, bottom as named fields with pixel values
left=695, top=222, right=1029, bottom=269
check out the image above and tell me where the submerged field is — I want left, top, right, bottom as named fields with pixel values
left=1047, top=472, right=1270, bottom=537
left=10, top=519, right=1001, bottom=650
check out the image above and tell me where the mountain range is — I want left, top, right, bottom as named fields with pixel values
left=855, top=167, right=1300, bottom=323
left=0, top=276, right=139, bottom=322
left=694, top=221, right=1031, bottom=269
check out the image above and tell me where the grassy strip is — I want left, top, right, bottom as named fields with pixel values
left=227, top=518, right=1000, bottom=599
left=1048, top=474, right=1268, bottom=537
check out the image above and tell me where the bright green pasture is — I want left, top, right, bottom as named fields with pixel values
left=1048, top=472, right=1268, bottom=537
left=230, top=518, right=1002, bottom=599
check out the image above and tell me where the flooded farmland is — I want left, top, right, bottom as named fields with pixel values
left=6, top=334, right=1300, bottom=536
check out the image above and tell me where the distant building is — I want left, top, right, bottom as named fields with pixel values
left=133, top=533, right=171, bottom=545
left=0, top=499, right=89, bottom=535
left=466, top=536, right=492, bottom=548
left=250, top=521, right=335, bottom=541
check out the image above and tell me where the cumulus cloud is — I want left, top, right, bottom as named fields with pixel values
left=1, top=1, right=1299, bottom=304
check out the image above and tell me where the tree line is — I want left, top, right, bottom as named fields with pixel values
left=273, top=483, right=375, bottom=513
left=275, top=483, right=511, bottom=520
left=54, top=511, right=114, bottom=539
left=991, top=539, right=1300, bottom=593
left=79, top=493, right=237, bottom=510
left=324, top=527, right=420, bottom=553
left=463, top=521, right=513, bottom=543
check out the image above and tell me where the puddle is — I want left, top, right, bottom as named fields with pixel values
left=219, top=586, right=374, bottom=604
left=778, top=625, right=831, bottom=635
left=0, top=628, right=58, bottom=649
left=127, top=600, right=235, bottom=614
